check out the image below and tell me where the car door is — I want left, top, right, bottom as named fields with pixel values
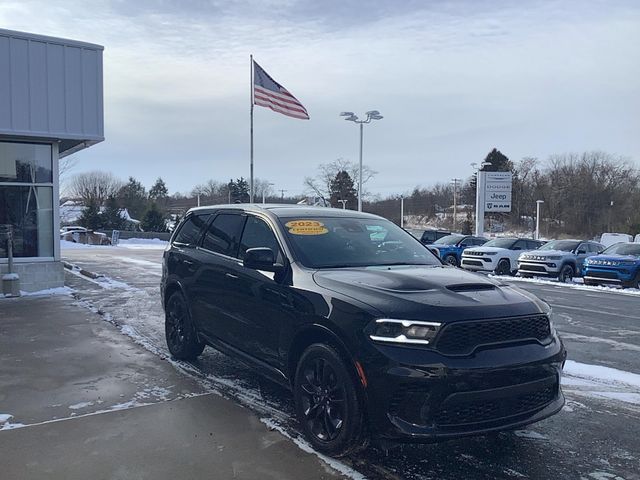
left=574, top=242, right=591, bottom=274
left=192, top=212, right=247, bottom=346
left=229, top=214, right=295, bottom=366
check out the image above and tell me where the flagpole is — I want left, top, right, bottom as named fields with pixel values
left=249, top=54, right=254, bottom=204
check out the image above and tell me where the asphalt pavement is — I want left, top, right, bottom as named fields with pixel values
left=54, top=246, right=640, bottom=479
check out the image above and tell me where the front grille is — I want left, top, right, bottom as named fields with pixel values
left=520, top=264, right=547, bottom=273
left=462, top=260, right=483, bottom=267
left=433, top=384, right=556, bottom=427
left=435, top=315, right=551, bottom=355
left=588, top=270, right=619, bottom=279
left=465, top=251, right=485, bottom=257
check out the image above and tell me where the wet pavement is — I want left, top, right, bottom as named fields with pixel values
left=17, top=246, right=640, bottom=479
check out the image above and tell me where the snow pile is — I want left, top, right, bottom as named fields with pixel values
left=496, top=275, right=640, bottom=296
left=118, top=238, right=168, bottom=249
left=562, top=360, right=640, bottom=406
left=60, top=239, right=103, bottom=249
left=22, top=286, right=74, bottom=297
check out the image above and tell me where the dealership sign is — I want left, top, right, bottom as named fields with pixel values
left=484, top=172, right=512, bottom=212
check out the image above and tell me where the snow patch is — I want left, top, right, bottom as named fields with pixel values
left=118, top=238, right=168, bottom=250
left=498, top=275, right=640, bottom=297
left=2, top=273, right=19, bottom=280
left=514, top=430, right=548, bottom=440
left=259, top=418, right=367, bottom=480
left=564, top=360, right=640, bottom=389
left=0, top=413, right=13, bottom=423
left=68, top=401, right=94, bottom=410
left=60, top=239, right=103, bottom=249
left=22, top=286, right=74, bottom=297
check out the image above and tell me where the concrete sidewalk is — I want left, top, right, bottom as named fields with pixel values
left=0, top=293, right=345, bottom=479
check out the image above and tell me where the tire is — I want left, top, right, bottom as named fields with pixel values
left=165, top=291, right=205, bottom=360
left=494, top=259, right=511, bottom=276
left=444, top=254, right=459, bottom=267
left=558, top=264, right=575, bottom=283
left=294, top=344, right=366, bottom=457
left=623, top=272, right=640, bottom=289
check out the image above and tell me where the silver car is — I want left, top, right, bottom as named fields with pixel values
left=518, top=239, right=604, bottom=282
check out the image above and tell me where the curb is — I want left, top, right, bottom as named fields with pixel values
left=63, top=261, right=103, bottom=280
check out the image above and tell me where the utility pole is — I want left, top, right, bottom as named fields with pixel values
left=279, top=189, right=287, bottom=200
left=451, top=178, right=460, bottom=232
left=535, top=200, right=544, bottom=239
left=400, top=195, right=404, bottom=228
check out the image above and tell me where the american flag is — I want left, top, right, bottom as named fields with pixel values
left=253, top=61, right=309, bottom=120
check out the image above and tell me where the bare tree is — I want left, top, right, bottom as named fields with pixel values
left=68, top=171, right=123, bottom=206
left=304, top=158, right=377, bottom=201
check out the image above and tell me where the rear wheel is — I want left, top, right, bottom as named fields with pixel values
left=558, top=264, right=575, bottom=283
left=494, top=259, right=511, bottom=276
left=444, top=254, right=459, bottom=267
left=165, top=291, right=205, bottom=360
left=294, top=344, right=366, bottom=457
left=623, top=272, right=640, bottom=289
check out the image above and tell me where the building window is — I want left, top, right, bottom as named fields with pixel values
left=0, top=142, right=54, bottom=259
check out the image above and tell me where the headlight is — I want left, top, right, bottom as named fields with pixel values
left=369, top=319, right=441, bottom=345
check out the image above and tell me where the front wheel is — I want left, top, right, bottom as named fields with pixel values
left=558, top=264, right=575, bottom=283
left=294, top=344, right=367, bottom=457
left=623, top=272, right=640, bottom=289
left=165, top=291, right=205, bottom=360
left=494, top=259, right=511, bottom=276
left=444, top=254, right=459, bottom=267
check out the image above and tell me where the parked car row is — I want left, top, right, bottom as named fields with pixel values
left=409, top=229, right=640, bottom=288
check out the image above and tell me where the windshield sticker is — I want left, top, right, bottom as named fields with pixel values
left=285, top=220, right=329, bottom=235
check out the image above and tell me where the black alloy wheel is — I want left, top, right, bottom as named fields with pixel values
left=558, top=264, right=575, bottom=283
left=294, top=344, right=366, bottom=457
left=165, top=291, right=205, bottom=360
left=444, top=254, right=459, bottom=267
left=494, top=259, right=511, bottom=276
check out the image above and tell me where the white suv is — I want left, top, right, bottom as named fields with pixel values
left=461, top=238, right=545, bottom=275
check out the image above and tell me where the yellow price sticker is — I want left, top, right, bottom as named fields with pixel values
left=285, top=220, right=329, bottom=235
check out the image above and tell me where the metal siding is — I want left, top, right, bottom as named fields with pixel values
left=0, top=29, right=104, bottom=149
left=10, top=37, right=29, bottom=131
left=29, top=40, right=48, bottom=133
left=46, top=43, right=66, bottom=133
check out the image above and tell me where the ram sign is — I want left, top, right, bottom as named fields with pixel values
left=484, top=172, right=512, bottom=212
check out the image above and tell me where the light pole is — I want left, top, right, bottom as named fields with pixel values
left=535, top=200, right=544, bottom=239
left=400, top=195, right=404, bottom=228
left=451, top=178, right=461, bottom=231
left=262, top=182, right=275, bottom=204
left=473, top=162, right=492, bottom=237
left=340, top=110, right=383, bottom=211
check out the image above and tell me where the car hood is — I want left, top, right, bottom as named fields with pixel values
left=589, top=254, right=640, bottom=263
left=522, top=249, right=570, bottom=258
left=312, top=265, right=545, bottom=322
left=464, top=246, right=508, bottom=254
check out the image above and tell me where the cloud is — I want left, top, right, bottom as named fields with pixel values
left=1, top=0, right=638, bottom=196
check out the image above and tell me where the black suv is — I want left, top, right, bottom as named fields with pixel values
left=161, top=205, right=566, bottom=456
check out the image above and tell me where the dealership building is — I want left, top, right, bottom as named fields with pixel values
left=0, top=29, right=104, bottom=292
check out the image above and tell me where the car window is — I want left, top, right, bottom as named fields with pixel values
left=202, top=213, right=246, bottom=257
left=526, top=240, right=541, bottom=250
left=576, top=243, right=588, bottom=254
left=590, top=243, right=604, bottom=253
left=472, top=237, right=487, bottom=246
left=512, top=240, right=527, bottom=251
left=173, top=214, right=210, bottom=246
left=422, top=232, right=436, bottom=243
left=239, top=216, right=282, bottom=261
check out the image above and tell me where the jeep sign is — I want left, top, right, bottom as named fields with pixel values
left=484, top=172, right=512, bottom=212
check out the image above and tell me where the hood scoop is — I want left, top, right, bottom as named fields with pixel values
left=446, top=283, right=496, bottom=293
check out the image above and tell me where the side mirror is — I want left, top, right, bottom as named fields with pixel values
left=243, top=247, right=279, bottom=272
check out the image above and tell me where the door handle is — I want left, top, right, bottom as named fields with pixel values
left=183, top=260, right=194, bottom=266
left=225, top=273, right=239, bottom=279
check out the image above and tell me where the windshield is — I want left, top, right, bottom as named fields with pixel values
left=279, top=217, right=441, bottom=269
left=603, top=243, right=640, bottom=256
left=538, top=240, right=580, bottom=252
left=433, top=234, right=464, bottom=245
left=483, top=238, right=517, bottom=249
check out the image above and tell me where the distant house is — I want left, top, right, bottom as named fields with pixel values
left=59, top=200, right=141, bottom=230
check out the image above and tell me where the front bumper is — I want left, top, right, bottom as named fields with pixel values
left=363, top=336, right=566, bottom=442
left=583, top=266, right=637, bottom=285
left=518, top=260, right=561, bottom=276
left=461, top=255, right=496, bottom=272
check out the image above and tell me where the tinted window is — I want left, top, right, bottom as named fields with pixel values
left=239, top=216, right=281, bottom=260
left=527, top=240, right=542, bottom=250
left=173, top=215, right=210, bottom=246
left=472, top=237, right=488, bottom=246
left=539, top=240, right=580, bottom=252
left=202, top=214, right=246, bottom=257
left=434, top=234, right=464, bottom=245
left=513, top=240, right=527, bottom=251
left=603, top=243, right=640, bottom=256
left=483, top=238, right=517, bottom=249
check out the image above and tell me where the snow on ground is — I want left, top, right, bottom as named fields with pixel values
left=2, top=286, right=73, bottom=299
left=562, top=360, right=640, bottom=407
left=117, top=238, right=168, bottom=249
left=491, top=274, right=640, bottom=296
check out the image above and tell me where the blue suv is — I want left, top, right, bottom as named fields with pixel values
left=426, top=234, right=489, bottom=267
left=583, top=242, right=640, bottom=289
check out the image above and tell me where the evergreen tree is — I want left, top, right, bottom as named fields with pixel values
left=140, top=203, right=167, bottom=232
left=482, top=148, right=513, bottom=172
left=329, top=170, right=357, bottom=209
left=101, top=195, right=125, bottom=230
left=149, top=177, right=169, bottom=200
left=78, top=200, right=102, bottom=230
left=229, top=177, right=250, bottom=203
left=117, top=177, right=148, bottom=219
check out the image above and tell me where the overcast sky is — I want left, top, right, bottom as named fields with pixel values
left=2, top=0, right=639, bottom=197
